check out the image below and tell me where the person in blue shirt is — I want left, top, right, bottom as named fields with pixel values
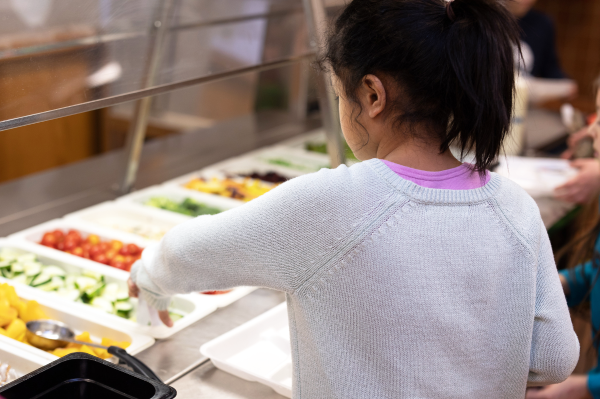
left=527, top=78, right=600, bottom=399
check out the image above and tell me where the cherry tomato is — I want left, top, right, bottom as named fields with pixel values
left=71, top=247, right=84, bottom=257
left=126, top=244, right=140, bottom=255
left=89, top=244, right=103, bottom=257
left=118, top=246, right=129, bottom=256
left=56, top=241, right=66, bottom=251
left=53, top=230, right=65, bottom=240
left=86, top=234, right=100, bottom=245
left=93, top=253, right=109, bottom=265
left=82, top=250, right=91, bottom=259
left=66, top=230, right=82, bottom=243
left=105, top=249, right=117, bottom=260
left=64, top=239, right=78, bottom=251
left=40, top=233, right=57, bottom=248
left=111, top=240, right=123, bottom=251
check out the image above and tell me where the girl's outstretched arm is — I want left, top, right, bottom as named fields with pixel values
left=129, top=166, right=366, bottom=312
left=528, top=221, right=580, bottom=386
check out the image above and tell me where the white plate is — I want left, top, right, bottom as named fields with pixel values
left=0, top=280, right=155, bottom=363
left=0, top=238, right=217, bottom=339
left=64, top=201, right=187, bottom=242
left=201, top=302, right=292, bottom=398
left=494, top=156, right=578, bottom=198
left=117, top=186, right=242, bottom=218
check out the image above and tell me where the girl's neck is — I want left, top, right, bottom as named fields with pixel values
left=378, top=139, right=462, bottom=172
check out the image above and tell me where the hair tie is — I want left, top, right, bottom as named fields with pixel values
left=446, top=1, right=456, bottom=22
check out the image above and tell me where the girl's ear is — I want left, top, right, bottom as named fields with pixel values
left=361, top=74, right=387, bottom=119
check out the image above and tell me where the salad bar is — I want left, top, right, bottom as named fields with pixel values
left=0, top=128, right=331, bottom=398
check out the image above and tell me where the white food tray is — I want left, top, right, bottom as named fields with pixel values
left=117, top=186, right=242, bottom=218
left=0, top=341, right=49, bottom=383
left=0, top=238, right=217, bottom=339
left=197, top=286, right=257, bottom=308
left=494, top=156, right=578, bottom=198
left=64, top=201, right=188, bottom=242
left=162, top=159, right=296, bottom=196
left=0, top=281, right=155, bottom=363
left=9, top=218, right=151, bottom=258
left=201, top=302, right=292, bottom=398
left=250, top=146, right=331, bottom=175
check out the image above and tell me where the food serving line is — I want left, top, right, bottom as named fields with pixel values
left=0, top=119, right=577, bottom=398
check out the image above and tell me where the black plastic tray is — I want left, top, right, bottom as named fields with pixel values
left=0, top=353, right=176, bottom=399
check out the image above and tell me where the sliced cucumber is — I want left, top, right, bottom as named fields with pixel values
left=65, top=275, right=77, bottom=289
left=74, top=276, right=97, bottom=291
left=91, top=297, right=114, bottom=314
left=82, top=283, right=106, bottom=303
left=115, top=291, right=130, bottom=302
left=23, top=261, right=42, bottom=276
left=168, top=312, right=184, bottom=323
left=1, top=268, right=12, bottom=279
left=16, top=254, right=36, bottom=263
left=37, top=276, right=64, bottom=292
left=43, top=266, right=66, bottom=278
left=81, top=270, right=104, bottom=282
left=101, top=283, right=119, bottom=302
left=11, top=274, right=27, bottom=285
left=11, top=263, right=24, bottom=274
left=31, top=273, right=51, bottom=287
left=0, top=249, right=19, bottom=261
left=0, top=261, right=12, bottom=270
left=114, top=302, right=133, bottom=312
left=56, top=288, right=81, bottom=302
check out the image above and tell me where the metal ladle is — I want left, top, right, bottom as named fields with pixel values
left=26, top=320, right=161, bottom=382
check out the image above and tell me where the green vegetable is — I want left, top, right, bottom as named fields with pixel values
left=145, top=197, right=223, bottom=217
left=266, top=158, right=327, bottom=172
left=0, top=249, right=187, bottom=321
left=305, top=141, right=357, bottom=160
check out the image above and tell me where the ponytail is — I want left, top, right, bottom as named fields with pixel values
left=319, top=0, right=521, bottom=173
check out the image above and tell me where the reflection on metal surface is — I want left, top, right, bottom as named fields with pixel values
left=0, top=0, right=311, bottom=126
left=0, top=52, right=314, bottom=132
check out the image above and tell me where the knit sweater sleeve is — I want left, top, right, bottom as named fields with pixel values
left=130, top=165, right=365, bottom=310
left=528, top=220, right=580, bottom=386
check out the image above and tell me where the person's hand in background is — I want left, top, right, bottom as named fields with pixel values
left=525, top=375, right=592, bottom=399
left=554, top=158, right=600, bottom=204
left=561, top=127, right=593, bottom=160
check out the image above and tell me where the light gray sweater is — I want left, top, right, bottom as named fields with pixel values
left=132, top=158, right=579, bottom=398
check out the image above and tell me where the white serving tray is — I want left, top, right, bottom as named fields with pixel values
left=0, top=341, right=49, bottom=383
left=197, top=286, right=257, bottom=308
left=9, top=218, right=152, bottom=257
left=162, top=159, right=297, bottom=196
left=116, top=186, right=243, bottom=218
left=0, top=238, right=217, bottom=339
left=494, top=156, right=578, bottom=198
left=64, top=201, right=188, bottom=242
left=201, top=302, right=292, bottom=398
left=250, top=146, right=331, bottom=175
left=0, top=280, right=155, bottom=363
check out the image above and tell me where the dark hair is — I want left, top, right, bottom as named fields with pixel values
left=319, top=0, right=521, bottom=173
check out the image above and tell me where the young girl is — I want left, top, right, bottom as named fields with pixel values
left=129, top=0, right=579, bottom=397
left=527, top=79, right=600, bottom=399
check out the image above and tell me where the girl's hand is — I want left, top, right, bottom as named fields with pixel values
left=525, top=375, right=592, bottom=399
left=127, top=277, right=174, bottom=327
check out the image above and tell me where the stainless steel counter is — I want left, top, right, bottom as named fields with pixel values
left=153, top=289, right=288, bottom=398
